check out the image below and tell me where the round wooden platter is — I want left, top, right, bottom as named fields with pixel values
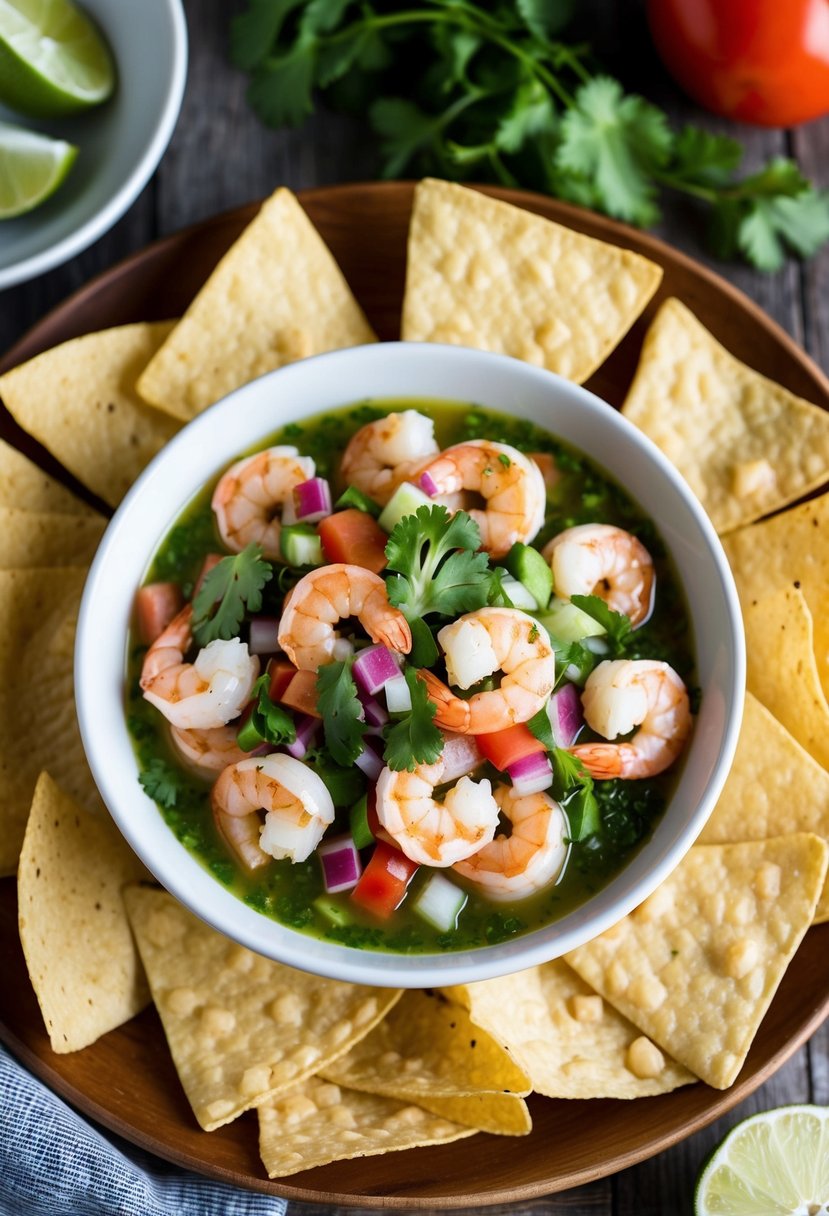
left=1, top=182, right=829, bottom=1207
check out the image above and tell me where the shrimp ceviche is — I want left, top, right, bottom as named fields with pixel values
left=127, top=401, right=696, bottom=954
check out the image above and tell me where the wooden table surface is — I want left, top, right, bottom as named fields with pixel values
left=2, top=2, right=828, bottom=1213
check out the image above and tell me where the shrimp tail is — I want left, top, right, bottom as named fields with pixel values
left=373, top=614, right=413, bottom=656
left=569, top=742, right=625, bottom=780
left=418, top=670, right=472, bottom=733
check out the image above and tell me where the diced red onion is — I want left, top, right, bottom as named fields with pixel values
left=355, top=739, right=384, bottom=782
left=284, top=714, right=320, bottom=759
left=293, top=477, right=333, bottom=523
left=419, top=470, right=440, bottom=498
left=384, top=673, right=411, bottom=715
left=548, top=683, right=583, bottom=748
left=358, top=690, right=389, bottom=728
left=319, top=834, right=362, bottom=893
left=507, top=751, right=554, bottom=796
left=352, top=644, right=402, bottom=696
left=248, top=616, right=282, bottom=655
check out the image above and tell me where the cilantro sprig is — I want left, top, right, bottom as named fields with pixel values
left=316, top=659, right=366, bottom=766
left=192, top=542, right=273, bottom=647
left=570, top=594, right=632, bottom=657
left=385, top=505, right=493, bottom=664
left=527, top=706, right=599, bottom=841
left=232, top=1, right=829, bottom=270
left=383, top=668, right=444, bottom=771
left=240, top=674, right=297, bottom=749
left=139, top=758, right=186, bottom=809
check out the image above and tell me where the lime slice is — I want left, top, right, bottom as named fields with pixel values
left=0, top=121, right=77, bottom=217
left=0, top=0, right=115, bottom=117
left=695, top=1105, right=829, bottom=1216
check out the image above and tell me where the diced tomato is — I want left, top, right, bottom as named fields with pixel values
left=318, top=509, right=388, bottom=574
left=278, top=668, right=321, bottom=718
left=528, top=452, right=559, bottom=495
left=267, top=660, right=297, bottom=703
left=135, top=582, right=183, bottom=645
left=193, top=552, right=224, bottom=598
left=475, top=724, right=546, bottom=772
left=351, top=841, right=419, bottom=919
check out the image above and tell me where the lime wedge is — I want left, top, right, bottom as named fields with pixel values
left=0, top=121, right=77, bottom=217
left=0, top=0, right=115, bottom=117
left=695, top=1105, right=829, bottom=1216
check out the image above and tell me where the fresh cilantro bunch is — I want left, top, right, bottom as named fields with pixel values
left=315, top=659, right=366, bottom=765
left=383, top=668, right=443, bottom=771
left=385, top=504, right=493, bottom=664
left=243, top=674, right=297, bottom=748
left=231, top=0, right=829, bottom=270
left=192, top=542, right=273, bottom=646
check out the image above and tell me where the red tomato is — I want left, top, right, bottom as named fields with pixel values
left=318, top=509, right=388, bottom=574
left=135, top=582, right=183, bottom=645
left=351, top=841, right=419, bottom=918
left=475, top=724, right=546, bottom=772
left=647, top=0, right=829, bottom=127
left=277, top=668, right=321, bottom=718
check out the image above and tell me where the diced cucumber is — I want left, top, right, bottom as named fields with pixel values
left=378, top=481, right=433, bottom=533
left=280, top=523, right=324, bottom=567
left=505, top=542, right=553, bottom=610
left=349, top=794, right=375, bottom=850
left=313, top=895, right=352, bottom=926
left=495, top=572, right=538, bottom=611
left=412, top=872, right=467, bottom=932
left=538, top=596, right=607, bottom=644
left=335, top=484, right=382, bottom=517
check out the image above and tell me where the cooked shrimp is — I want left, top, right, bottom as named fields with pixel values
left=375, top=742, right=498, bottom=867
left=453, top=786, right=569, bottom=901
left=543, top=524, right=654, bottom=627
left=419, top=607, right=556, bottom=734
left=140, top=605, right=259, bottom=729
left=340, top=410, right=440, bottom=505
left=277, top=563, right=411, bottom=670
left=170, top=725, right=247, bottom=775
left=416, top=441, right=546, bottom=558
left=212, top=753, right=335, bottom=869
left=211, top=445, right=315, bottom=559
left=570, top=659, right=692, bottom=779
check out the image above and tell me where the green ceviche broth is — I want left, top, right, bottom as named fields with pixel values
left=126, top=400, right=696, bottom=954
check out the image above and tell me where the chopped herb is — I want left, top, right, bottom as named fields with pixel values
left=570, top=593, right=633, bottom=656
left=498, top=452, right=512, bottom=468
left=192, top=542, right=273, bottom=646
left=138, top=759, right=185, bottom=809
left=316, top=660, right=366, bottom=766
left=385, top=505, right=492, bottom=622
left=384, top=668, right=443, bottom=771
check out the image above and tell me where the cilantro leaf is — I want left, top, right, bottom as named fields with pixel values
left=487, top=566, right=516, bottom=608
left=737, top=190, right=829, bottom=272
left=495, top=80, right=557, bottom=155
left=370, top=98, right=445, bottom=179
left=384, top=668, right=444, bottom=772
left=527, top=702, right=556, bottom=750
left=516, top=0, right=575, bottom=40
left=139, top=759, right=185, bottom=809
left=247, top=37, right=317, bottom=127
left=570, top=594, right=632, bottom=656
left=230, top=0, right=305, bottom=71
left=556, top=76, right=673, bottom=227
left=550, top=748, right=598, bottom=841
left=385, top=505, right=491, bottom=621
left=669, top=126, right=742, bottom=188
left=192, top=542, right=273, bottom=646
left=316, top=660, right=366, bottom=766
left=246, top=674, right=296, bottom=747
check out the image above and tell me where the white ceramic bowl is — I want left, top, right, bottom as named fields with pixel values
left=0, top=0, right=187, bottom=289
left=75, top=343, right=745, bottom=988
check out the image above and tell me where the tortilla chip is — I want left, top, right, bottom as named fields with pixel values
left=0, top=437, right=94, bottom=515
left=401, top=179, right=662, bottom=384
left=321, top=989, right=531, bottom=1135
left=621, top=299, right=829, bottom=534
left=123, top=885, right=402, bottom=1131
left=742, top=586, right=829, bottom=772
left=0, top=322, right=180, bottom=508
left=700, top=692, right=829, bottom=922
left=0, top=568, right=102, bottom=875
left=258, top=1076, right=475, bottom=1179
left=0, top=508, right=105, bottom=568
left=443, top=960, right=694, bottom=1099
left=17, top=773, right=150, bottom=1052
left=722, top=492, right=829, bottom=697
left=136, top=188, right=377, bottom=421
left=565, top=835, right=828, bottom=1089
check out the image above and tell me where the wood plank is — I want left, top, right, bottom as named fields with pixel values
left=793, top=120, right=829, bottom=384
